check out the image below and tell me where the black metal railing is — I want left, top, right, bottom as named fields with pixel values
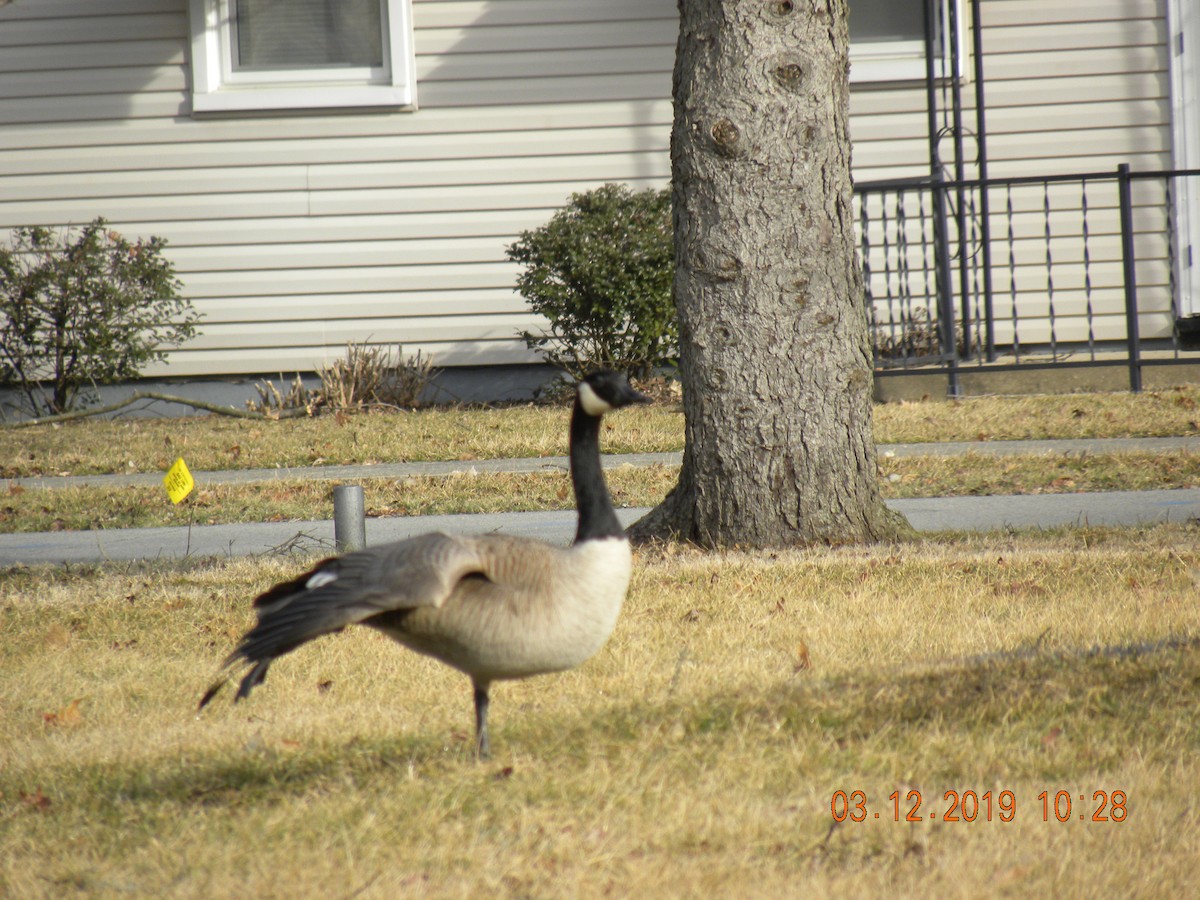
left=854, top=165, right=1200, bottom=394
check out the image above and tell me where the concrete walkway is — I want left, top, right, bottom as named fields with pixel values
left=3, top=436, right=1199, bottom=565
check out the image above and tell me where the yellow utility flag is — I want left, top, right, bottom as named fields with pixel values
left=163, top=457, right=195, bottom=504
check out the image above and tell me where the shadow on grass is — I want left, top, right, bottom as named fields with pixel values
left=109, top=731, right=457, bottom=811
left=87, top=636, right=1200, bottom=809
left=559, top=635, right=1200, bottom=779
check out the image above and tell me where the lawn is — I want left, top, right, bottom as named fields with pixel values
left=2, top=530, right=1198, bottom=896
left=4, top=384, right=1200, bottom=479
left=4, top=386, right=1200, bottom=533
left=2, top=387, right=1199, bottom=895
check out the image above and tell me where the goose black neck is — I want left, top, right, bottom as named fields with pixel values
left=569, top=399, right=625, bottom=543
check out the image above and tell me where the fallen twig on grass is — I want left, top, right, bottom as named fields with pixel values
left=2, top=391, right=309, bottom=428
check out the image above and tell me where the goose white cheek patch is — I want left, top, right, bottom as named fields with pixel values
left=577, top=382, right=612, bottom=416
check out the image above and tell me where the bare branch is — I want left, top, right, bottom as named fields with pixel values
left=2, top=391, right=308, bottom=428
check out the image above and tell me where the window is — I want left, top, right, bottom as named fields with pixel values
left=849, top=0, right=960, bottom=84
left=188, top=0, right=416, bottom=114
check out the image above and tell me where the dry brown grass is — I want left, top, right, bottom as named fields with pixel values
left=6, top=384, right=1200, bottom=479
left=0, top=467, right=680, bottom=533
left=9, top=448, right=1200, bottom=534
left=0, top=405, right=679, bottom=479
left=4, top=385, right=1200, bottom=895
left=2, top=527, right=1198, bottom=896
left=872, top=383, right=1200, bottom=444
left=879, top=449, right=1200, bottom=498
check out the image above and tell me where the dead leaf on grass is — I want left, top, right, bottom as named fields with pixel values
left=42, top=698, right=83, bottom=728
left=21, top=787, right=51, bottom=812
left=793, top=642, right=813, bottom=672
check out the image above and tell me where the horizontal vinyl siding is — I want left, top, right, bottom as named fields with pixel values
left=980, top=0, right=1170, bottom=177
left=850, top=0, right=1170, bottom=180
left=0, top=0, right=1178, bottom=376
left=980, top=0, right=1174, bottom=344
left=0, top=0, right=677, bottom=376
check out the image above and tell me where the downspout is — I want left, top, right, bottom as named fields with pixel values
left=947, top=0, right=972, bottom=358
left=925, top=0, right=960, bottom=395
left=971, top=0, right=995, bottom=359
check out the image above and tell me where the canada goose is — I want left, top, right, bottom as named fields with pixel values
left=199, top=369, right=651, bottom=758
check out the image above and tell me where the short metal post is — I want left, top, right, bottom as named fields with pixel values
left=333, top=484, right=366, bottom=553
left=1117, top=163, right=1143, bottom=392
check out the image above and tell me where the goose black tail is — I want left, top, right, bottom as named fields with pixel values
left=197, top=559, right=356, bottom=711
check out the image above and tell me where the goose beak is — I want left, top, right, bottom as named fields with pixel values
left=623, top=384, right=653, bottom=406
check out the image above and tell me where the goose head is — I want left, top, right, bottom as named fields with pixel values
left=576, top=369, right=652, bottom=417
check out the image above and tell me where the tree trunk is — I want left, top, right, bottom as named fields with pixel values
left=631, top=0, right=908, bottom=547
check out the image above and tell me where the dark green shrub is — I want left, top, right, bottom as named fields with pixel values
left=0, top=218, right=200, bottom=416
left=507, top=183, right=675, bottom=381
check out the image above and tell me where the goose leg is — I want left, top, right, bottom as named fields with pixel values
left=473, top=682, right=491, bottom=760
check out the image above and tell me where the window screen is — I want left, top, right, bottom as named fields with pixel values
left=233, top=0, right=384, bottom=70
left=850, top=0, right=927, bottom=44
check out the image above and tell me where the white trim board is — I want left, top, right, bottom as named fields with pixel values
left=1169, top=0, right=1200, bottom=317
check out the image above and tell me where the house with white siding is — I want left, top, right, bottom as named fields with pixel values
left=0, top=0, right=1196, bottom=400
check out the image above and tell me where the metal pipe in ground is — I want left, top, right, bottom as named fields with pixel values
left=333, top=484, right=366, bottom=553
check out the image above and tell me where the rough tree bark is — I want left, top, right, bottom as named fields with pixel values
left=631, top=0, right=908, bottom=547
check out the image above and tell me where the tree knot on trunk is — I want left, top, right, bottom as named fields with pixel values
left=710, top=118, right=742, bottom=157
left=692, top=250, right=744, bottom=282
left=772, top=60, right=806, bottom=92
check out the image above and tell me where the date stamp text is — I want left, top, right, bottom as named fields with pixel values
left=830, top=789, right=1127, bottom=823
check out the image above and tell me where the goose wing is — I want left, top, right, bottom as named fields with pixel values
left=199, top=531, right=496, bottom=707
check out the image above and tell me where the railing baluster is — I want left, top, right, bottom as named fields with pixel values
left=1043, top=180, right=1057, bottom=359
left=1165, top=175, right=1181, bottom=358
left=1007, top=183, right=1020, bottom=362
left=967, top=185, right=983, bottom=362
left=857, top=167, right=1200, bottom=388
left=897, top=189, right=911, bottom=361
left=881, top=193, right=900, bottom=364
left=1082, top=180, right=1096, bottom=359
left=919, top=187, right=936, bottom=337
left=860, top=192, right=878, bottom=363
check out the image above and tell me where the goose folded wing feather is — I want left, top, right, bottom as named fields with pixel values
left=209, top=534, right=492, bottom=683
left=256, top=532, right=491, bottom=621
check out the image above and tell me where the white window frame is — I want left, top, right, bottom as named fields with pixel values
left=1168, top=0, right=1200, bottom=317
left=188, top=0, right=417, bottom=115
left=849, top=0, right=963, bottom=85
